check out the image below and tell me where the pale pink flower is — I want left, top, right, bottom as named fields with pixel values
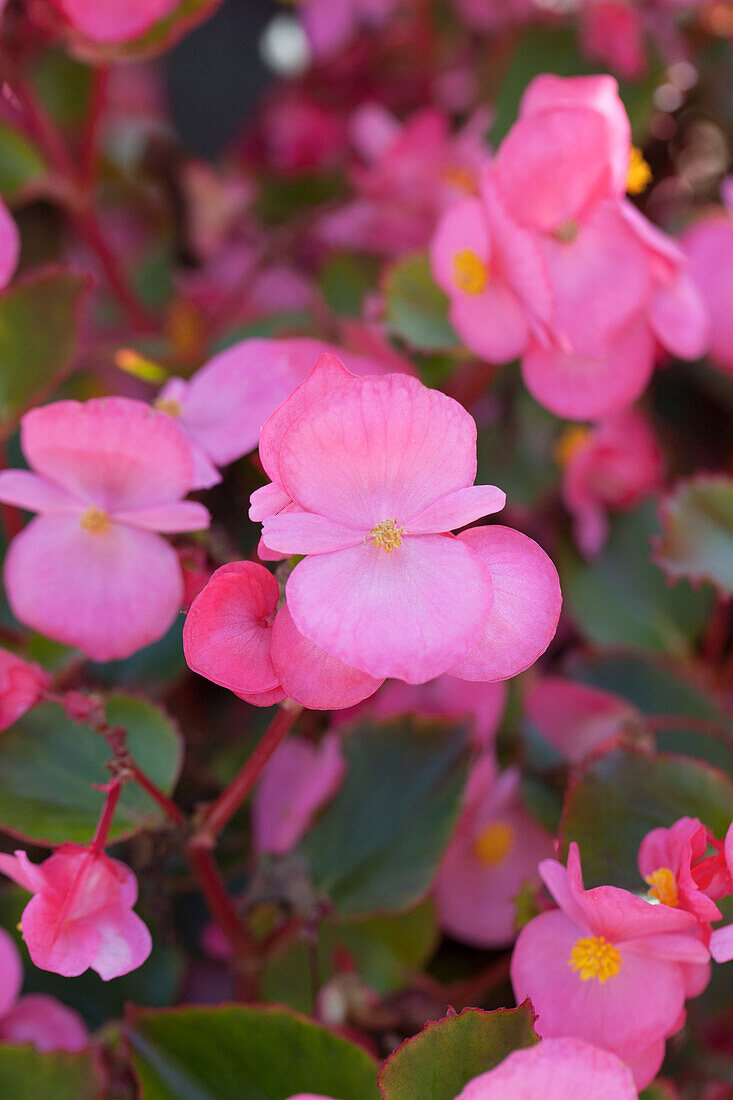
left=258, top=366, right=561, bottom=684
left=0, top=198, right=19, bottom=290
left=0, top=647, right=50, bottom=732
left=579, top=1, right=647, bottom=79
left=183, top=561, right=383, bottom=709
left=434, top=755, right=554, bottom=948
left=0, top=927, right=87, bottom=1052
left=682, top=189, right=733, bottom=376
left=556, top=408, right=664, bottom=556
left=511, top=842, right=710, bottom=1088
left=52, top=0, right=180, bottom=42
left=525, top=677, right=641, bottom=764
left=0, top=846, right=152, bottom=980
left=298, top=0, right=398, bottom=59
left=456, top=1037, right=638, bottom=1098
left=0, top=398, right=209, bottom=661
left=252, top=733, right=346, bottom=855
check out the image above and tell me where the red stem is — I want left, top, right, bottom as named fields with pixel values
left=92, top=780, right=122, bottom=854
left=202, top=705, right=302, bottom=838
left=188, top=842, right=258, bottom=969
left=128, top=759, right=185, bottom=824
left=79, top=65, right=109, bottom=193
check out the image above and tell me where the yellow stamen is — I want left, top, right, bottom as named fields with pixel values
left=627, top=147, right=652, bottom=195
left=554, top=425, right=591, bottom=467
left=452, top=249, right=489, bottom=295
left=440, top=164, right=479, bottom=195
left=114, top=349, right=168, bottom=384
left=368, top=518, right=404, bottom=553
left=555, top=218, right=580, bottom=244
left=645, top=867, right=679, bottom=907
left=473, top=821, right=514, bottom=866
left=569, top=935, right=622, bottom=984
left=80, top=507, right=111, bottom=535
left=154, top=396, right=184, bottom=418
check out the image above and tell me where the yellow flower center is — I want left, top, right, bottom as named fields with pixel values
left=80, top=507, right=111, bottom=535
left=440, top=164, right=479, bottom=195
left=569, top=935, right=622, bottom=984
left=154, top=396, right=184, bottom=418
left=452, top=249, right=489, bottom=295
left=555, top=218, right=580, bottom=244
left=627, top=147, right=652, bottom=195
left=554, top=425, right=591, bottom=467
left=645, top=867, right=679, bottom=907
left=368, top=518, right=404, bottom=553
left=473, top=821, right=514, bottom=866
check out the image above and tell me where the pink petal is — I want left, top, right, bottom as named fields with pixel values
left=408, top=485, right=506, bottom=534
left=0, top=198, right=19, bottom=290
left=0, top=994, right=88, bottom=1052
left=525, top=678, right=640, bottom=764
left=21, top=398, right=196, bottom=511
left=112, top=500, right=210, bottom=533
left=450, top=284, right=530, bottom=363
left=90, top=904, right=152, bottom=980
left=237, top=686, right=288, bottom=708
left=482, top=175, right=554, bottom=327
left=538, top=854, right=592, bottom=932
left=56, top=0, right=179, bottom=42
left=620, top=1040, right=667, bottom=1091
left=21, top=894, right=99, bottom=978
left=270, top=605, right=383, bottom=710
left=262, top=512, right=364, bottom=555
left=0, top=850, right=49, bottom=893
left=286, top=535, right=492, bottom=684
left=249, top=482, right=292, bottom=523
left=431, top=198, right=490, bottom=295
left=649, top=269, right=710, bottom=361
left=4, top=514, right=184, bottom=662
left=0, top=471, right=80, bottom=514
left=183, top=561, right=281, bottom=696
left=0, top=927, right=22, bottom=1018
left=277, top=374, right=479, bottom=527
left=710, top=923, right=733, bottom=963
left=0, top=648, right=50, bottom=732
left=621, top=932, right=709, bottom=964
left=449, top=526, right=561, bottom=682
left=682, top=213, right=733, bottom=373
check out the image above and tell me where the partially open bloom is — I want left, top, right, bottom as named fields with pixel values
left=0, top=927, right=87, bottom=1052
left=456, top=1036, right=638, bottom=1098
left=556, top=408, right=664, bottom=556
left=639, top=817, right=723, bottom=926
left=0, top=845, right=152, bottom=980
left=256, top=359, right=561, bottom=684
left=434, top=755, right=554, bottom=948
left=0, top=398, right=210, bottom=661
left=511, top=843, right=710, bottom=1088
left=526, top=677, right=642, bottom=764
left=52, top=0, right=180, bottom=42
left=0, top=648, right=50, bottom=733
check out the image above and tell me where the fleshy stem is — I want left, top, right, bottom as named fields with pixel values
left=188, top=843, right=257, bottom=967
left=91, top=779, right=122, bottom=855
left=200, top=703, right=303, bottom=839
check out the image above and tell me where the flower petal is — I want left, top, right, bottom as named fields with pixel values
left=113, top=500, right=210, bottom=533
left=90, top=905, right=152, bottom=980
left=0, top=470, right=80, bottom=514
left=408, top=485, right=506, bottom=534
left=0, top=993, right=88, bottom=1053
left=262, top=512, right=364, bottom=555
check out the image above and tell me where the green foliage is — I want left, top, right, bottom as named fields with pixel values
left=0, top=124, right=47, bottom=198
left=655, top=475, right=733, bottom=595
left=0, top=1046, right=101, bottom=1099
left=383, top=253, right=458, bottom=352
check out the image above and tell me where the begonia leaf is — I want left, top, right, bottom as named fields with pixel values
left=0, top=696, right=182, bottom=846
left=655, top=475, right=733, bottom=595
left=298, top=717, right=469, bottom=917
left=561, top=747, right=733, bottom=889
left=383, top=252, right=458, bottom=352
left=0, top=124, right=48, bottom=198
left=378, top=1004, right=539, bottom=1100
left=128, top=1005, right=380, bottom=1099
left=0, top=1046, right=102, bottom=1099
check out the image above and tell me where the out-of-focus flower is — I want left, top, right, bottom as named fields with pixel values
left=639, top=817, right=722, bottom=925
left=51, top=0, right=180, bottom=43
left=456, top=1036, right=638, bottom=1098
left=555, top=408, right=664, bottom=556
left=298, top=0, right=398, bottom=59
left=579, top=0, right=647, bottom=79
left=0, top=846, right=152, bottom=980
left=0, top=648, right=50, bottom=732
left=434, top=755, right=555, bottom=947
left=526, top=677, right=642, bottom=763
left=0, top=927, right=87, bottom=1052
left=0, top=398, right=209, bottom=661
left=511, top=842, right=710, bottom=1088
left=682, top=182, right=733, bottom=376
left=0, top=198, right=19, bottom=290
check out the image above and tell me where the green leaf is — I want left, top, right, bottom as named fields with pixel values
left=561, top=748, right=733, bottom=889
left=0, top=269, right=89, bottom=435
left=320, top=253, right=380, bottom=316
left=0, top=124, right=47, bottom=197
left=0, top=696, right=182, bottom=846
left=378, top=1004, right=539, bottom=1100
left=561, top=501, right=712, bottom=657
left=383, top=253, right=458, bottom=352
left=655, top=475, right=733, bottom=595
left=298, top=717, right=469, bottom=917
left=0, top=1045, right=101, bottom=1099
left=128, top=1005, right=380, bottom=1100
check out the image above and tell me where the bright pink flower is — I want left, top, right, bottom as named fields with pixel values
left=526, top=677, right=641, bottom=764
left=0, top=845, right=152, bottom=980
left=252, top=732, right=345, bottom=855
left=298, top=0, right=398, bottom=59
left=511, top=843, right=710, bottom=1088
left=183, top=561, right=383, bottom=709
left=0, top=927, right=87, bottom=1052
left=258, top=367, right=561, bottom=683
left=0, top=648, right=50, bottom=732
left=579, top=1, right=647, bottom=79
left=434, top=755, right=554, bottom=948
left=0, top=198, right=19, bottom=290
left=251, top=94, right=348, bottom=173
left=0, top=398, right=209, bottom=661
left=639, top=818, right=722, bottom=927
left=556, top=409, right=664, bottom=556
left=456, top=1037, right=638, bottom=1098
left=156, top=337, right=403, bottom=489
left=701, top=823, right=733, bottom=963
left=682, top=195, right=733, bottom=376
left=52, top=0, right=180, bottom=42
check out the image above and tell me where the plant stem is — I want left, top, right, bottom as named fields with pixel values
left=188, top=841, right=258, bottom=972
left=91, top=780, right=122, bottom=853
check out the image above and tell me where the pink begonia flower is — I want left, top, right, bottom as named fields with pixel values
left=52, top=0, right=180, bottom=43
left=579, top=0, right=647, bottom=79
left=639, top=817, right=722, bottom=926
left=250, top=94, right=348, bottom=173
left=555, top=408, right=664, bottom=557
left=156, top=337, right=407, bottom=490
left=298, top=0, right=398, bottom=59
left=0, top=197, right=20, bottom=291
left=252, top=732, right=346, bottom=855
left=0, top=927, right=87, bottom=1052
left=682, top=185, right=733, bottom=376
left=699, top=822, right=733, bottom=964
left=258, top=364, right=561, bottom=684
left=456, top=1037, right=638, bottom=1099
left=320, top=105, right=491, bottom=258
left=0, top=398, right=209, bottom=661
left=0, top=845, right=152, bottom=980
left=183, top=561, right=383, bottom=709
left=525, top=677, right=641, bottom=764
left=434, top=755, right=554, bottom=948
left=0, top=647, right=50, bottom=732
left=511, top=843, right=710, bottom=1088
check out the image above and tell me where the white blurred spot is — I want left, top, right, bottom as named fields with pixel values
left=654, top=83, right=683, bottom=113
left=668, top=61, right=697, bottom=92
left=260, top=14, right=311, bottom=78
